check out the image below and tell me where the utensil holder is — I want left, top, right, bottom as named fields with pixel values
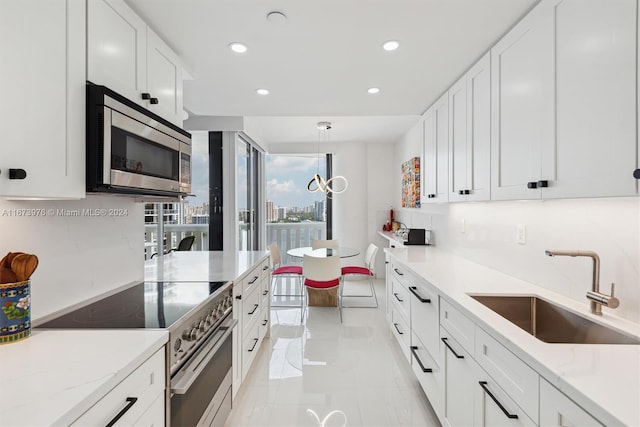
left=0, top=280, right=30, bottom=344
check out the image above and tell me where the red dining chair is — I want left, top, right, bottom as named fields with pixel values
left=340, top=243, right=379, bottom=308
left=303, top=254, right=343, bottom=322
left=268, top=244, right=304, bottom=307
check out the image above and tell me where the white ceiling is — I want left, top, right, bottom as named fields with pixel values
left=126, top=0, right=538, bottom=146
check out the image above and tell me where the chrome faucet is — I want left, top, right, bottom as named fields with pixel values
left=544, top=249, right=619, bottom=315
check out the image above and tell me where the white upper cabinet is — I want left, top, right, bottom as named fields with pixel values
left=448, top=53, right=491, bottom=202
left=0, top=0, right=85, bottom=199
left=422, top=93, right=450, bottom=203
left=147, top=29, right=184, bottom=125
left=491, top=1, right=555, bottom=201
left=88, top=0, right=184, bottom=126
left=492, top=0, right=637, bottom=201
left=546, top=0, right=637, bottom=199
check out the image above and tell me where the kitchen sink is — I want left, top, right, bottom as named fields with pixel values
left=470, top=295, right=640, bottom=345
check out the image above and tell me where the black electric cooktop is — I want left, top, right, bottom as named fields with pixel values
left=38, top=281, right=229, bottom=329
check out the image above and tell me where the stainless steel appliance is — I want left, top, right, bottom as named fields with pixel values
left=37, top=280, right=234, bottom=426
left=86, top=83, right=192, bottom=197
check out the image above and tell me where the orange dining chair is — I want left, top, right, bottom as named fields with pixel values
left=340, top=243, right=379, bottom=308
left=268, top=244, right=303, bottom=307
left=302, top=254, right=342, bottom=322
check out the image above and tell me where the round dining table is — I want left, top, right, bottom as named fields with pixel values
left=286, top=246, right=360, bottom=259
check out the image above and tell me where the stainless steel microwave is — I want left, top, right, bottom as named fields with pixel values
left=86, top=83, right=191, bottom=197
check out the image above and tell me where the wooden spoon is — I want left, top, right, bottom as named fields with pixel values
left=11, top=254, right=39, bottom=282
left=0, top=267, right=18, bottom=284
left=0, top=252, right=24, bottom=269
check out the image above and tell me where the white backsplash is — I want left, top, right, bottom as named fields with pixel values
left=397, top=197, right=640, bottom=323
left=0, top=195, right=143, bottom=320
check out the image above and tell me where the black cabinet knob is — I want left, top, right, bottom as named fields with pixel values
left=427, top=194, right=436, bottom=198
left=458, top=190, right=464, bottom=195
left=537, top=180, right=549, bottom=188
left=141, top=93, right=151, bottom=100
left=527, top=181, right=538, bottom=189
left=463, top=189, right=470, bottom=195
left=9, top=169, right=27, bottom=180
left=633, top=169, right=640, bottom=179
left=150, top=98, right=159, bottom=105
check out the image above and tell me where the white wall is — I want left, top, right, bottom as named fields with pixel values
left=0, top=195, right=143, bottom=321
left=393, top=121, right=640, bottom=323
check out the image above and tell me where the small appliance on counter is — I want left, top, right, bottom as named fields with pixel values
left=404, top=228, right=432, bottom=246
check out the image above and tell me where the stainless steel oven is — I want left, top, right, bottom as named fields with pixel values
left=171, top=314, right=236, bottom=426
left=86, top=83, right=191, bottom=197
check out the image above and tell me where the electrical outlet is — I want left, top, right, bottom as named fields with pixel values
left=517, top=224, right=526, bottom=245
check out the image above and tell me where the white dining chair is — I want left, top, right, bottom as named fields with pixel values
left=302, top=254, right=342, bottom=322
left=268, top=243, right=304, bottom=307
left=340, top=243, right=379, bottom=308
left=311, top=239, right=339, bottom=250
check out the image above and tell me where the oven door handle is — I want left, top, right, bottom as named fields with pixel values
left=171, top=318, right=237, bottom=395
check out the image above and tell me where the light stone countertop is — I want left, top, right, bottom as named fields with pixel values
left=385, top=245, right=640, bottom=427
left=0, top=329, right=167, bottom=426
left=144, top=250, right=270, bottom=282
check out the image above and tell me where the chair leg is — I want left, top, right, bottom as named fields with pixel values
left=340, top=274, right=379, bottom=308
left=271, top=275, right=304, bottom=308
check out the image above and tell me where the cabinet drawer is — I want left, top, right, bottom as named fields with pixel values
left=409, top=279, right=439, bottom=362
left=391, top=308, right=410, bottom=362
left=242, top=286, right=261, bottom=334
left=390, top=276, right=411, bottom=320
left=242, top=267, right=262, bottom=295
left=390, top=261, right=410, bottom=281
left=411, top=332, right=444, bottom=417
left=475, top=327, right=539, bottom=423
left=440, top=298, right=475, bottom=355
left=242, top=321, right=261, bottom=379
left=72, top=348, right=165, bottom=426
left=132, top=392, right=165, bottom=426
left=474, top=376, right=536, bottom=427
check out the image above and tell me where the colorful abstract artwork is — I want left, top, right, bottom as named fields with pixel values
left=401, top=157, right=420, bottom=208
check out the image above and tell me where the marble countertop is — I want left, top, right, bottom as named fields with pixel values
left=385, top=246, right=640, bottom=426
left=144, top=250, right=269, bottom=282
left=0, top=329, right=167, bottom=426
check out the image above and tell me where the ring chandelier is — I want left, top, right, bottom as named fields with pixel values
left=306, top=122, right=348, bottom=196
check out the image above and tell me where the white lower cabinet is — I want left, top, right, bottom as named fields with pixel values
left=71, top=348, right=165, bottom=426
left=440, top=327, right=477, bottom=427
left=385, top=256, right=607, bottom=427
left=474, top=377, right=536, bottom=427
left=232, top=256, right=270, bottom=398
left=539, top=379, right=603, bottom=427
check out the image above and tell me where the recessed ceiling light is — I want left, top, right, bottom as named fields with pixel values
left=229, top=42, right=247, bottom=53
left=256, top=88, right=270, bottom=95
left=368, top=87, right=380, bottom=94
left=382, top=40, right=399, bottom=51
left=267, top=11, right=287, bottom=24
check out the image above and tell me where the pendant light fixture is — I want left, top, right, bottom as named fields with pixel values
left=307, top=121, right=348, bottom=197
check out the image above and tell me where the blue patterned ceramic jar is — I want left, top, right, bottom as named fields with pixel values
left=0, top=280, right=30, bottom=344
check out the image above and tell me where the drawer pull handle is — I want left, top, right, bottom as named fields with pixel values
left=409, top=286, right=431, bottom=303
left=393, top=323, right=404, bottom=335
left=479, top=381, right=519, bottom=419
left=248, top=338, right=259, bottom=352
left=248, top=304, right=259, bottom=315
left=262, top=319, right=268, bottom=326
left=263, top=265, right=269, bottom=271
left=393, top=268, right=404, bottom=276
left=441, top=337, right=464, bottom=359
left=410, top=346, right=432, bottom=373
left=393, top=293, right=403, bottom=302
left=248, top=275, right=259, bottom=284
left=263, top=290, right=269, bottom=296
left=106, top=397, right=138, bottom=427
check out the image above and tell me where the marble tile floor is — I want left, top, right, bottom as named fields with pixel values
left=225, top=278, right=441, bottom=427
